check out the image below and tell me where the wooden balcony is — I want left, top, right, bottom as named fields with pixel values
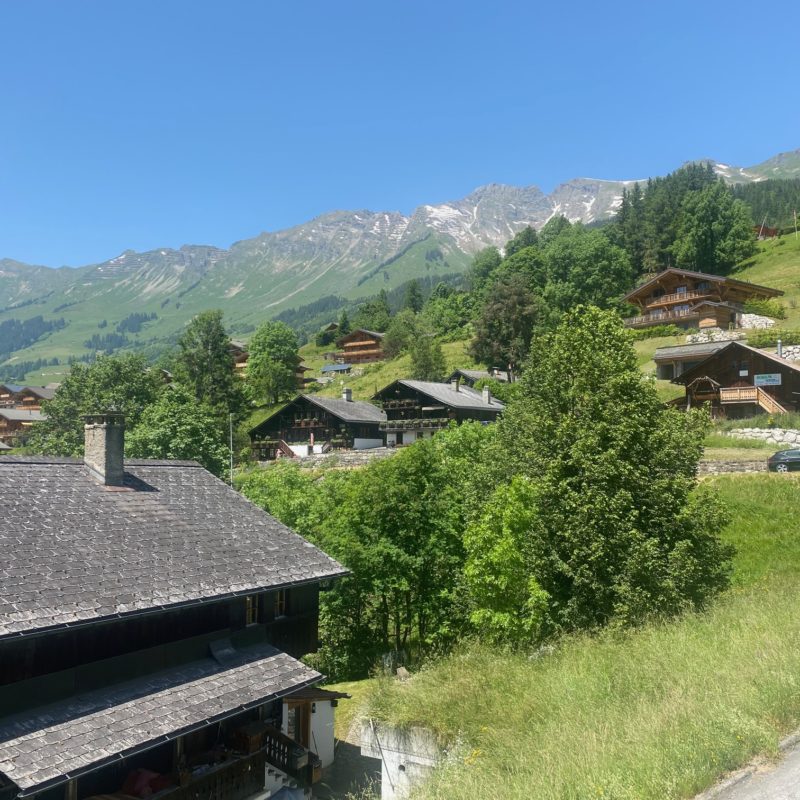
left=646, top=290, right=713, bottom=308
left=720, top=387, right=788, bottom=413
left=624, top=308, right=698, bottom=328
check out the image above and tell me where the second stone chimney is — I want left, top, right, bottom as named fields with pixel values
left=342, top=387, right=353, bottom=402
left=84, top=413, right=125, bottom=486
left=482, top=386, right=492, bottom=405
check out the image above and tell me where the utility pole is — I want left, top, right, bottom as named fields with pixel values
left=794, top=209, right=798, bottom=240
left=229, top=413, right=234, bottom=486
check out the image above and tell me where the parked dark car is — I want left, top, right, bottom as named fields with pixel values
left=767, top=449, right=800, bottom=473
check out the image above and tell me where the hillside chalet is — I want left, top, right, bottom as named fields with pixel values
left=622, top=268, right=783, bottom=330
left=0, top=384, right=56, bottom=410
left=0, top=414, right=348, bottom=800
left=0, top=409, right=44, bottom=447
left=373, top=379, right=504, bottom=446
left=334, top=329, right=385, bottom=364
left=672, top=340, right=800, bottom=416
left=249, top=389, right=386, bottom=459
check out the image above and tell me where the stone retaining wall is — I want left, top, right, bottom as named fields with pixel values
left=728, top=428, right=800, bottom=446
left=258, top=447, right=399, bottom=470
left=698, top=460, right=767, bottom=475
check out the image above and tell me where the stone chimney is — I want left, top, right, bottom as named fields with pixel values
left=342, top=387, right=353, bottom=402
left=482, top=386, right=492, bottom=405
left=84, top=413, right=125, bottom=486
left=450, top=377, right=460, bottom=392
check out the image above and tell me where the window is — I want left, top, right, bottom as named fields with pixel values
left=275, top=589, right=287, bottom=618
left=245, top=595, right=260, bottom=625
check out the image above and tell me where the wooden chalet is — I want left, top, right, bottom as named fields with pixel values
left=0, top=414, right=348, bottom=800
left=0, top=409, right=44, bottom=447
left=249, top=388, right=386, bottom=460
left=334, top=329, right=385, bottom=364
left=0, top=384, right=56, bottom=410
left=672, top=340, right=800, bottom=416
left=373, top=379, right=504, bottom=446
left=622, top=268, right=783, bottom=330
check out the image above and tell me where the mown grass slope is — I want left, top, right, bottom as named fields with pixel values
left=366, top=474, right=800, bottom=800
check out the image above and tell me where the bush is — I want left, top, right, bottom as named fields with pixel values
left=742, top=298, right=787, bottom=319
left=628, top=324, right=687, bottom=340
left=746, top=329, right=800, bottom=347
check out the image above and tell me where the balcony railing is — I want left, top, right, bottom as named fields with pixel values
left=624, top=308, right=698, bottom=328
left=646, top=290, right=712, bottom=308
left=380, top=418, right=451, bottom=432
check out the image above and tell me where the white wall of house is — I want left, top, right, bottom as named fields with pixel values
left=354, top=437, right=384, bottom=450
left=281, top=699, right=337, bottom=769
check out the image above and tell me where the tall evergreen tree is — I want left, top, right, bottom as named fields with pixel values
left=175, top=310, right=244, bottom=416
left=505, top=225, right=538, bottom=258
left=403, top=279, right=424, bottom=313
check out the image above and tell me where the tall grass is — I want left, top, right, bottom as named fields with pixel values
left=366, top=475, right=800, bottom=800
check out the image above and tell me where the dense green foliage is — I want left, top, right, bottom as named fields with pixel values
left=246, top=320, right=300, bottom=404
left=733, top=178, right=800, bottom=229
left=174, top=310, right=244, bottom=416
left=742, top=297, right=787, bottom=319
left=608, top=163, right=756, bottom=275
left=27, top=354, right=163, bottom=455
left=410, top=334, right=446, bottom=381
left=746, top=328, right=800, bottom=347
left=125, top=386, right=231, bottom=477
left=468, top=307, right=732, bottom=640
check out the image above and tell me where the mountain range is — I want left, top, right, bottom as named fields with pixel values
left=2, top=148, right=799, bottom=381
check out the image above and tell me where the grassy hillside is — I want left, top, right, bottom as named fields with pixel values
left=366, top=473, right=800, bottom=800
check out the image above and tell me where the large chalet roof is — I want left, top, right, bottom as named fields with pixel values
left=652, top=341, right=730, bottom=362
left=376, top=379, right=505, bottom=412
left=0, top=457, right=347, bottom=639
left=0, top=385, right=56, bottom=400
left=336, top=328, right=385, bottom=344
left=622, top=268, right=783, bottom=303
left=305, top=393, right=386, bottom=423
left=673, top=340, right=800, bottom=384
left=0, top=409, right=45, bottom=422
left=0, top=641, right=318, bottom=793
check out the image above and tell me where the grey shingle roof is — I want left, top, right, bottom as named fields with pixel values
left=0, top=410, right=44, bottom=422
left=0, top=458, right=347, bottom=638
left=0, top=642, right=319, bottom=792
left=386, top=380, right=505, bottom=411
left=653, top=341, right=730, bottom=361
left=304, top=394, right=386, bottom=423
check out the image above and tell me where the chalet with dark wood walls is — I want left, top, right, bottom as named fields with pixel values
left=373, top=379, right=504, bottom=446
left=672, top=341, right=800, bottom=416
left=249, top=389, right=386, bottom=460
left=0, top=414, right=349, bottom=800
left=0, top=384, right=56, bottom=410
left=0, top=409, right=44, bottom=447
left=334, top=329, right=385, bottom=364
left=622, top=268, right=783, bottom=330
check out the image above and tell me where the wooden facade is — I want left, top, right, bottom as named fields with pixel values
left=673, top=341, right=800, bottom=416
left=373, top=379, right=504, bottom=446
left=0, top=384, right=55, bottom=410
left=0, top=409, right=43, bottom=446
left=249, top=391, right=385, bottom=460
left=622, top=268, right=783, bottom=330
left=334, top=329, right=385, bottom=364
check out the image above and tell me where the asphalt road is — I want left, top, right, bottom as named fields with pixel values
left=703, top=740, right=800, bottom=800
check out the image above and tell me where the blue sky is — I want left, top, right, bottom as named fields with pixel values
left=1, top=0, right=798, bottom=267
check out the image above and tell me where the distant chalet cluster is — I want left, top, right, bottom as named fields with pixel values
left=0, top=383, right=56, bottom=449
